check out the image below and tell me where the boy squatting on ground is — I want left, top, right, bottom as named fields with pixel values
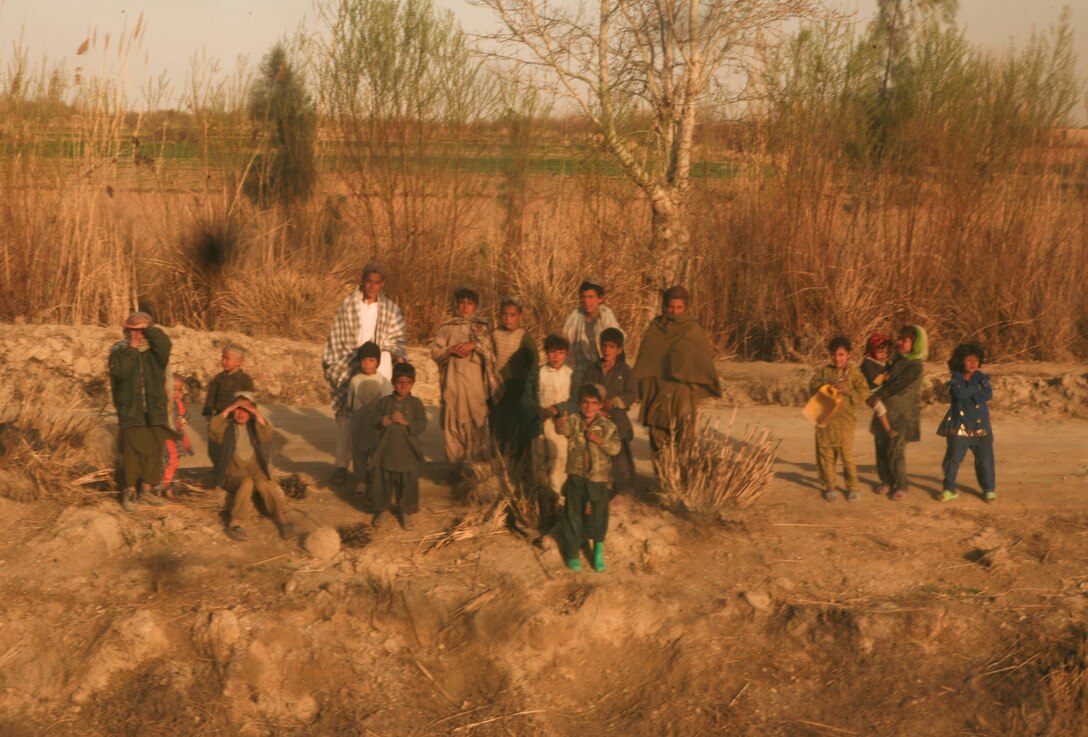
left=209, top=392, right=295, bottom=542
left=937, top=343, right=997, bottom=503
left=868, top=324, right=928, bottom=501
left=809, top=336, right=870, bottom=502
left=370, top=363, right=428, bottom=530
left=583, top=327, right=636, bottom=499
left=555, top=383, right=621, bottom=573
left=860, top=333, right=897, bottom=438
left=203, top=344, right=255, bottom=466
left=533, top=334, right=574, bottom=497
left=348, top=341, right=393, bottom=496
left=109, top=311, right=177, bottom=511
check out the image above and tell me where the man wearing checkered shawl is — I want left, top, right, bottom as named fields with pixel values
left=323, top=263, right=407, bottom=484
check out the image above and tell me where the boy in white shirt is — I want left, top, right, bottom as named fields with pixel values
left=349, top=342, right=393, bottom=495
left=532, top=334, right=574, bottom=496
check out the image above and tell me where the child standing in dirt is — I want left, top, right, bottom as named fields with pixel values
left=583, top=327, right=636, bottom=501
left=370, top=363, right=428, bottom=530
left=937, top=343, right=997, bottom=503
left=491, top=297, right=538, bottom=462
left=203, top=344, right=256, bottom=466
left=861, top=333, right=897, bottom=438
left=868, top=325, right=928, bottom=501
left=533, top=334, right=574, bottom=497
left=161, top=377, right=194, bottom=499
left=431, top=288, right=502, bottom=478
left=555, top=383, right=621, bottom=572
left=809, top=337, right=870, bottom=502
left=209, top=392, right=295, bottom=542
left=349, top=342, right=393, bottom=496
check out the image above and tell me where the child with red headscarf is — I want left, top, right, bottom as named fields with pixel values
left=860, top=333, right=897, bottom=439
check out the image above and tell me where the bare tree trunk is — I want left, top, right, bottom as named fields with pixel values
left=649, top=186, right=690, bottom=288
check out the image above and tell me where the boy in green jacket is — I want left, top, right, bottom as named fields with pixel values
left=555, top=383, right=621, bottom=572
left=108, top=311, right=176, bottom=511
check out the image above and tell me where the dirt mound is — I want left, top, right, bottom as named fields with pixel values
left=0, top=323, right=440, bottom=409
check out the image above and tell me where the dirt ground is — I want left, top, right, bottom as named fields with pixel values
left=1, top=326, right=1087, bottom=736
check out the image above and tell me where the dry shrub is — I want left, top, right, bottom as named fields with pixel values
left=215, top=265, right=351, bottom=341
left=424, top=453, right=552, bottom=552
left=656, top=413, right=778, bottom=516
left=280, top=472, right=311, bottom=500
left=0, top=377, right=112, bottom=502
left=338, top=522, right=371, bottom=549
left=986, top=628, right=1088, bottom=737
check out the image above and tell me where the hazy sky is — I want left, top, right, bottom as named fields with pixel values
left=0, top=0, right=1084, bottom=118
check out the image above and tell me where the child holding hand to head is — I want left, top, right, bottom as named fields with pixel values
left=937, top=343, right=996, bottom=503
left=555, top=384, right=621, bottom=572
left=808, top=336, right=870, bottom=502
left=209, top=392, right=294, bottom=542
left=203, top=344, right=256, bottom=466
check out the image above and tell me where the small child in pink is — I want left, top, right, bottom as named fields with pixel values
left=162, top=377, right=194, bottom=498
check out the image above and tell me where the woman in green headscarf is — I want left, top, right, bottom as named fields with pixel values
left=632, top=286, right=722, bottom=456
left=867, top=324, right=928, bottom=500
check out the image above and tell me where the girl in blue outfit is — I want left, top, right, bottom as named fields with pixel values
left=937, top=343, right=996, bottom=503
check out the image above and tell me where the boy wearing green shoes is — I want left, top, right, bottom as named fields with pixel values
left=555, top=383, right=621, bottom=572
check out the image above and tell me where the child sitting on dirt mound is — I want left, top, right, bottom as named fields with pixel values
left=203, top=344, right=256, bottom=466
left=370, top=363, right=428, bottom=530
left=808, top=336, right=870, bottom=502
left=937, top=343, right=997, bottom=503
left=867, top=325, right=927, bottom=501
left=555, top=383, right=621, bottom=572
left=349, top=342, right=393, bottom=497
left=209, top=392, right=295, bottom=542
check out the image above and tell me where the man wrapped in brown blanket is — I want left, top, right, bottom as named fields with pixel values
left=632, top=286, right=722, bottom=454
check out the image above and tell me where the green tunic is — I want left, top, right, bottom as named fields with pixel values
left=808, top=365, right=869, bottom=446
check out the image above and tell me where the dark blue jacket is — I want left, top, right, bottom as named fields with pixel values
left=937, top=371, right=993, bottom=438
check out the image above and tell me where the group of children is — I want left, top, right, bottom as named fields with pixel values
left=809, top=325, right=997, bottom=503
left=341, top=283, right=634, bottom=572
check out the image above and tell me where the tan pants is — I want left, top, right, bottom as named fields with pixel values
left=229, top=474, right=287, bottom=523
left=532, top=421, right=569, bottom=495
left=816, top=433, right=858, bottom=491
left=442, top=409, right=487, bottom=466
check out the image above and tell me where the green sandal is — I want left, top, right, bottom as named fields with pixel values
left=938, top=489, right=959, bottom=502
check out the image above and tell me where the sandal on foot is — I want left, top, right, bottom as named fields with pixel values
left=890, top=488, right=908, bottom=501
left=822, top=490, right=839, bottom=502
left=874, top=485, right=891, bottom=496
left=983, top=490, right=997, bottom=503
left=939, top=489, right=959, bottom=502
left=226, top=525, right=248, bottom=542
left=845, top=490, right=859, bottom=502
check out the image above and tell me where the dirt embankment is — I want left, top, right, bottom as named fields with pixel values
left=1, top=323, right=1084, bottom=416
left=1, top=324, right=1087, bottom=736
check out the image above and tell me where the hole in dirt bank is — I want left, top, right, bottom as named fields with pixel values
left=141, top=551, right=184, bottom=594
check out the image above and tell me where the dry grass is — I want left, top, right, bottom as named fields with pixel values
left=656, top=412, right=779, bottom=516
left=0, top=17, right=1085, bottom=360
left=0, top=377, right=112, bottom=502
